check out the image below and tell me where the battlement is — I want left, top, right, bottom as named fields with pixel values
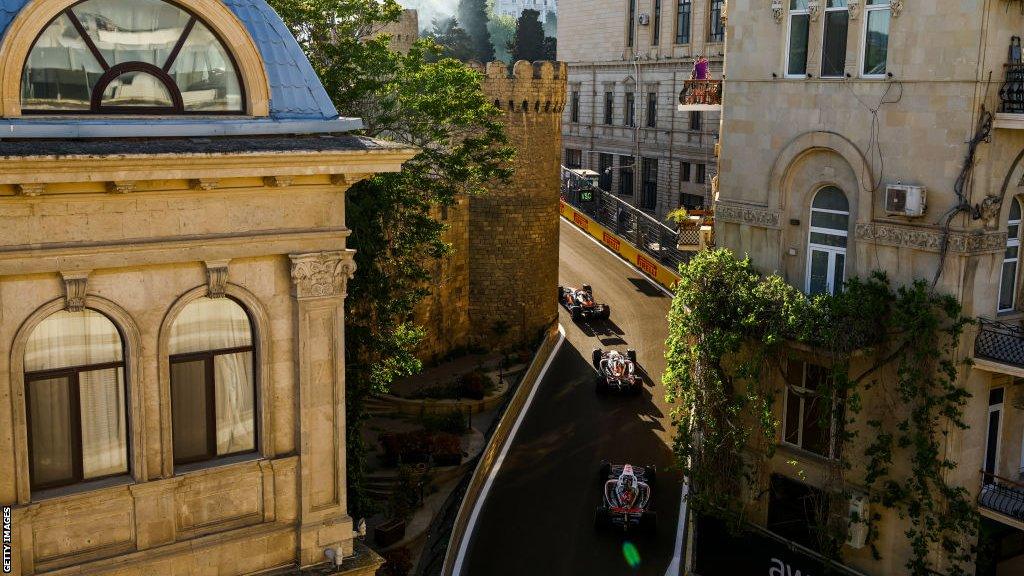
left=469, top=60, right=568, bottom=114
left=379, top=8, right=419, bottom=54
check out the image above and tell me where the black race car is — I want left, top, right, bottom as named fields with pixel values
left=559, top=284, right=611, bottom=321
left=592, top=348, right=642, bottom=394
left=594, top=462, right=657, bottom=533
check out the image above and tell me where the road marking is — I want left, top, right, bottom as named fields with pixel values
left=562, top=216, right=676, bottom=298
left=665, top=481, right=689, bottom=576
left=451, top=324, right=566, bottom=576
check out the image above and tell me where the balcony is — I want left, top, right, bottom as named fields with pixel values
left=678, top=79, right=722, bottom=112
left=980, top=472, right=1024, bottom=524
left=995, top=48, right=1024, bottom=129
left=974, top=318, right=1024, bottom=375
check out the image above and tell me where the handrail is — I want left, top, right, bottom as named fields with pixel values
left=981, top=469, right=1024, bottom=491
left=974, top=317, right=1024, bottom=368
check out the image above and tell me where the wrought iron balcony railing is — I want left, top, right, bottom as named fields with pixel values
left=999, top=63, right=1024, bottom=114
left=979, top=471, right=1024, bottom=522
left=679, top=79, right=722, bottom=108
left=974, top=318, right=1024, bottom=369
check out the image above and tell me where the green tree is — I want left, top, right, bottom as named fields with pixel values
left=424, top=17, right=475, bottom=62
left=509, top=9, right=546, bottom=62
left=487, top=13, right=516, bottom=63
left=268, top=0, right=512, bottom=519
left=458, top=0, right=495, bottom=62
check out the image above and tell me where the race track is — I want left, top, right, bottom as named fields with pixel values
left=461, top=218, right=680, bottom=576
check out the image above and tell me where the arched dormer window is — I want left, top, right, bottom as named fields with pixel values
left=999, top=198, right=1022, bottom=313
left=21, top=0, right=243, bottom=114
left=807, top=186, right=849, bottom=296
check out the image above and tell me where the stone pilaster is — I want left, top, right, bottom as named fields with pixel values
left=289, top=250, right=357, bottom=567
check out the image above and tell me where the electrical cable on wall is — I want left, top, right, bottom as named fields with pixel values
left=844, top=79, right=904, bottom=194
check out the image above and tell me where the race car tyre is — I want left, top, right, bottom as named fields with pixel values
left=583, top=284, right=593, bottom=295
left=592, top=349, right=603, bottom=369
left=558, top=286, right=565, bottom=300
left=599, top=461, right=611, bottom=480
left=599, top=306, right=611, bottom=320
left=643, top=466, right=657, bottom=487
left=627, top=349, right=637, bottom=363
left=595, top=376, right=608, bottom=394
left=571, top=308, right=582, bottom=321
left=594, top=507, right=610, bottom=531
left=641, top=511, right=658, bottom=535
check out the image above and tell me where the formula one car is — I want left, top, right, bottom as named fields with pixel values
left=558, top=284, right=611, bottom=321
left=594, top=462, right=657, bottom=533
left=592, top=348, right=642, bottom=394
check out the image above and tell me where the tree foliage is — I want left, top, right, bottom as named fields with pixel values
left=268, top=0, right=512, bottom=518
left=509, top=8, right=546, bottom=62
left=487, top=13, right=516, bottom=63
left=457, top=0, right=495, bottom=62
left=664, top=248, right=977, bottom=575
left=424, top=17, right=475, bottom=62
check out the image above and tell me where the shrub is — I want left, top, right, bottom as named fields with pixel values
left=381, top=547, right=413, bottom=576
left=458, top=371, right=491, bottom=400
left=422, top=410, right=469, bottom=434
left=379, top=431, right=433, bottom=466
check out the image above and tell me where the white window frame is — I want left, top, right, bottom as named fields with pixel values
left=820, top=0, right=849, bottom=78
left=860, top=0, right=891, bottom=79
left=999, top=198, right=1021, bottom=313
left=783, top=362, right=838, bottom=459
left=785, top=1, right=811, bottom=79
left=806, top=193, right=849, bottom=296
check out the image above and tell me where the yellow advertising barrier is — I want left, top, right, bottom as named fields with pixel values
left=560, top=201, right=680, bottom=291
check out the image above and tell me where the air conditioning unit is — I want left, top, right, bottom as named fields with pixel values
left=846, top=493, right=869, bottom=549
left=638, top=13, right=651, bottom=25
left=885, top=184, right=927, bottom=217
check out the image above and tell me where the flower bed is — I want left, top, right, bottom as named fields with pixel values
left=379, top=430, right=464, bottom=467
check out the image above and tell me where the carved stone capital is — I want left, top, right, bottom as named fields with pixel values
left=16, top=183, right=45, bottom=196
left=190, top=178, right=220, bottom=191
left=807, top=0, right=821, bottom=21
left=978, top=196, right=1003, bottom=230
left=890, top=0, right=903, bottom=17
left=714, top=202, right=782, bottom=229
left=848, top=0, right=861, bottom=19
left=264, top=176, right=294, bottom=188
left=107, top=181, right=136, bottom=194
left=61, top=271, right=90, bottom=312
left=289, top=251, right=357, bottom=300
left=855, top=222, right=1006, bottom=254
left=771, top=0, right=784, bottom=23
left=204, top=260, right=231, bottom=298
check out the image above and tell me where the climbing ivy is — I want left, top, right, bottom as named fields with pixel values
left=663, top=249, right=977, bottom=574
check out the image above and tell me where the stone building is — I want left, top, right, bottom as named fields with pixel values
left=0, top=1, right=415, bottom=575
left=414, top=60, right=565, bottom=360
left=494, top=0, right=557, bottom=23
left=710, top=0, right=1024, bottom=574
left=558, top=0, right=722, bottom=221
left=377, top=8, right=419, bottom=54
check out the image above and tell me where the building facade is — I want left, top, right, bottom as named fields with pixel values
left=494, top=0, right=557, bottom=23
left=558, top=0, right=722, bottom=221
left=713, top=0, right=1024, bottom=574
left=0, top=1, right=415, bottom=575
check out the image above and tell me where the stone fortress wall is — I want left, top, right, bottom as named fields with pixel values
left=378, top=8, right=419, bottom=54
left=415, top=59, right=566, bottom=360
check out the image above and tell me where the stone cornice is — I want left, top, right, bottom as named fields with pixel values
left=289, top=250, right=357, bottom=300
left=0, top=148, right=418, bottom=186
left=714, top=202, right=782, bottom=229
left=855, top=222, right=1006, bottom=254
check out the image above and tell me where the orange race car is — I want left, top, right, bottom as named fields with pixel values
left=558, top=284, right=611, bottom=321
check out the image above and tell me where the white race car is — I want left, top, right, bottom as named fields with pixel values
left=592, top=348, right=642, bottom=394
left=594, top=462, right=657, bottom=533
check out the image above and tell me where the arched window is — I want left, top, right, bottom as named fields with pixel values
left=24, top=309, right=128, bottom=490
left=807, top=186, right=849, bottom=296
left=999, top=198, right=1022, bottom=312
left=169, top=297, right=255, bottom=466
left=21, top=0, right=243, bottom=114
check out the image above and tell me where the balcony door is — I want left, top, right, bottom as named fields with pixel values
left=984, top=387, right=1005, bottom=484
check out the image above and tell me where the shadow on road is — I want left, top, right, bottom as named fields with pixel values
left=628, top=276, right=671, bottom=298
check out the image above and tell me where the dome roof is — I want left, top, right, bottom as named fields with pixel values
left=0, top=0, right=345, bottom=125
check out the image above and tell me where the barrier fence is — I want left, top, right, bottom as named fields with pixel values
left=560, top=166, right=689, bottom=274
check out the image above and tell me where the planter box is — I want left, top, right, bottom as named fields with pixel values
left=375, top=519, right=407, bottom=548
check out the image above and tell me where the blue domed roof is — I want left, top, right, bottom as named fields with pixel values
left=0, top=0, right=356, bottom=136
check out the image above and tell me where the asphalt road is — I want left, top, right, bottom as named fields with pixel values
left=462, top=219, right=680, bottom=576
